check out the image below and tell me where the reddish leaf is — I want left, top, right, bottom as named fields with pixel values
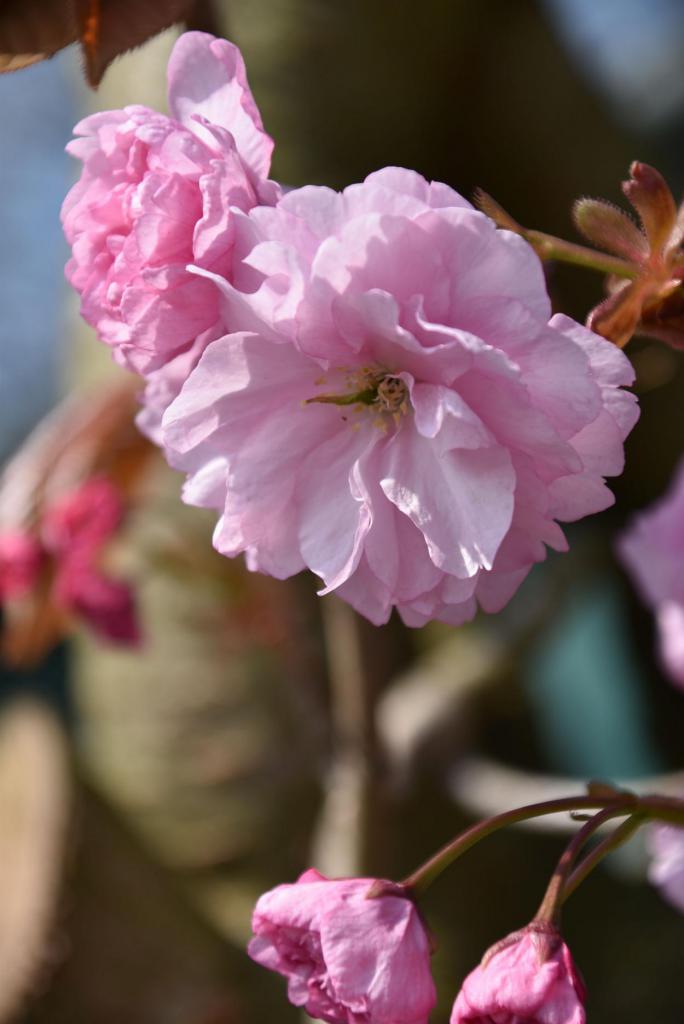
left=623, top=161, right=678, bottom=257
left=587, top=279, right=649, bottom=348
left=0, top=0, right=199, bottom=86
left=0, top=0, right=77, bottom=73
left=77, top=0, right=197, bottom=86
left=572, top=198, right=648, bottom=263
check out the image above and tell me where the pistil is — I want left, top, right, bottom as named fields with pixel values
left=306, top=368, right=409, bottom=429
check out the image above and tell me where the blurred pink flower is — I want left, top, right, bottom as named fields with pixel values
left=0, top=531, right=43, bottom=600
left=62, top=31, right=278, bottom=375
left=618, top=458, right=684, bottom=687
left=248, top=868, right=435, bottom=1024
left=53, top=555, right=139, bottom=645
left=162, top=168, right=638, bottom=627
left=451, top=924, right=586, bottom=1024
left=43, top=478, right=139, bottom=645
left=648, top=822, right=684, bottom=914
left=43, top=476, right=124, bottom=554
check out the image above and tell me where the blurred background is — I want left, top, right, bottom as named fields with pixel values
left=2, top=0, right=684, bottom=1021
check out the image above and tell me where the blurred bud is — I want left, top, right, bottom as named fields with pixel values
left=43, top=478, right=141, bottom=647
left=0, top=380, right=154, bottom=665
left=0, top=532, right=43, bottom=601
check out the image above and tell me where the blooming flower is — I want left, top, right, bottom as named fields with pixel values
left=618, top=457, right=684, bottom=688
left=62, top=31, right=278, bottom=376
left=162, top=168, right=638, bottom=627
left=451, top=923, right=586, bottom=1024
left=248, top=868, right=436, bottom=1024
left=648, top=821, right=684, bottom=914
left=42, top=477, right=139, bottom=645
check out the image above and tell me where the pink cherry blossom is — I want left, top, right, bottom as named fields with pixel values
left=62, top=31, right=278, bottom=375
left=136, top=326, right=221, bottom=444
left=161, top=168, right=638, bottom=627
left=0, top=531, right=43, bottom=600
left=451, top=924, right=586, bottom=1024
left=42, top=478, right=139, bottom=645
left=648, top=821, right=684, bottom=914
left=618, top=457, right=684, bottom=687
left=248, top=868, right=436, bottom=1024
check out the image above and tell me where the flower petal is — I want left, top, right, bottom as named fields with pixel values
left=380, top=427, right=515, bottom=577
left=167, top=32, right=273, bottom=178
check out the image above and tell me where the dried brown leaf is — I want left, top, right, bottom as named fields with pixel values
left=0, top=0, right=198, bottom=86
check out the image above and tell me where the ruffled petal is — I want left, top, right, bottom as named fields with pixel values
left=167, top=32, right=273, bottom=178
left=380, top=426, right=515, bottom=578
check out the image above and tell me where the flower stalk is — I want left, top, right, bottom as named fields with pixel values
left=524, top=230, right=639, bottom=278
left=473, top=189, right=638, bottom=279
left=402, top=791, right=684, bottom=897
left=534, top=806, right=633, bottom=926
left=563, top=813, right=644, bottom=902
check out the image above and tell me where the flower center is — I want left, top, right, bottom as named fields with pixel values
left=305, top=367, right=410, bottom=431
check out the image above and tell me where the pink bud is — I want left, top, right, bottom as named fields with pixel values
left=451, top=923, right=586, bottom=1024
left=248, top=868, right=436, bottom=1023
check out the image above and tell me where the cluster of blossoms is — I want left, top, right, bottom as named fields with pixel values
left=246, top=788, right=684, bottom=1024
left=62, top=31, right=639, bottom=629
left=0, top=478, right=138, bottom=645
left=248, top=868, right=585, bottom=1024
left=58, top=26, right=684, bottom=1024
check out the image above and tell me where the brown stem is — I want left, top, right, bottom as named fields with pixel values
left=402, top=791, right=684, bottom=898
left=403, top=794, right=639, bottom=894
left=525, top=230, right=639, bottom=279
left=534, top=806, right=631, bottom=925
left=563, top=814, right=644, bottom=901
left=473, top=190, right=638, bottom=278
left=313, top=596, right=383, bottom=875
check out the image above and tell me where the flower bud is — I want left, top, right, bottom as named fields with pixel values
left=451, top=922, right=586, bottom=1024
left=248, top=868, right=436, bottom=1023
